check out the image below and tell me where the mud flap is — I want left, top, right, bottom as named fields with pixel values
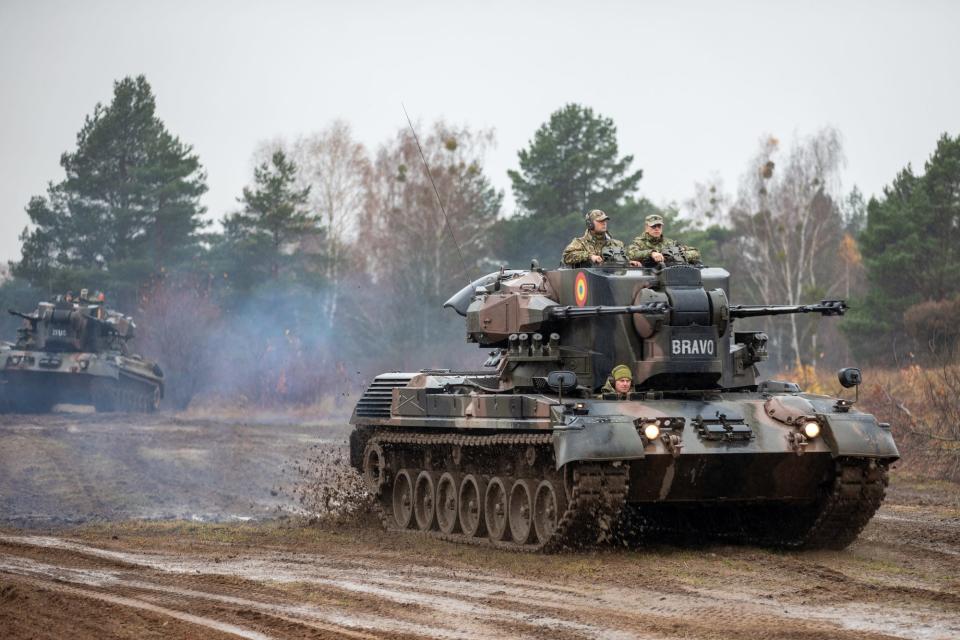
left=821, top=413, right=899, bottom=459
left=552, top=417, right=646, bottom=469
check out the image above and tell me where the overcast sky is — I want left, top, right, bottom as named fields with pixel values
left=1, top=0, right=958, bottom=263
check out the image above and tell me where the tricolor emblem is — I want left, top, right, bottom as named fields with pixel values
left=574, top=272, right=588, bottom=307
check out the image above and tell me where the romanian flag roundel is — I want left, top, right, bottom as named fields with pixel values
left=574, top=272, right=588, bottom=307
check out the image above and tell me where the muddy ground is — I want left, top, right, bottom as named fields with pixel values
left=0, top=412, right=958, bottom=639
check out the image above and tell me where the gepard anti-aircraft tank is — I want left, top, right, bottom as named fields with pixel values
left=1, top=295, right=163, bottom=413
left=349, top=253, right=899, bottom=551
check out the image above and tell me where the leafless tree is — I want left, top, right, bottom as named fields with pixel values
left=137, top=276, right=221, bottom=409
left=354, top=121, right=502, bottom=366
left=684, top=174, right=731, bottom=228
left=730, top=129, right=847, bottom=369
left=290, top=121, right=371, bottom=323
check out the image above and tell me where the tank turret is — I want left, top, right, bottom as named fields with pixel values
left=1, top=296, right=163, bottom=413
left=445, top=264, right=846, bottom=392
left=9, top=299, right=136, bottom=355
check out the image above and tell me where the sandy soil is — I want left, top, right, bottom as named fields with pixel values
left=1, top=412, right=958, bottom=639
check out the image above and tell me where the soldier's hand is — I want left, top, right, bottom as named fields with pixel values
left=651, top=251, right=664, bottom=263
left=590, top=254, right=603, bottom=264
left=629, top=260, right=642, bottom=267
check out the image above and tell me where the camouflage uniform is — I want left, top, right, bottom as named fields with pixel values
left=562, top=231, right=624, bottom=267
left=562, top=210, right=624, bottom=267
left=626, top=233, right=701, bottom=264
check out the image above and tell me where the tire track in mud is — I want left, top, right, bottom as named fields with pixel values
left=3, top=535, right=959, bottom=640
left=1, top=536, right=627, bottom=639
left=5, top=568, right=271, bottom=640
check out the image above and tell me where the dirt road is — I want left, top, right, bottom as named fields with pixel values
left=1, top=413, right=958, bottom=639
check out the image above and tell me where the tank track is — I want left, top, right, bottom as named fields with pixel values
left=91, top=373, right=160, bottom=413
left=617, top=458, right=889, bottom=550
left=788, top=458, right=889, bottom=550
left=366, top=431, right=629, bottom=552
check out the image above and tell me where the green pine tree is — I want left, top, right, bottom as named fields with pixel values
left=217, top=150, right=315, bottom=286
left=496, top=104, right=644, bottom=267
left=843, top=133, right=960, bottom=362
left=14, top=75, right=208, bottom=305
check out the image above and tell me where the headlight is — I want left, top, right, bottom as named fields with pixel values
left=643, top=423, right=661, bottom=440
left=802, top=420, right=821, bottom=438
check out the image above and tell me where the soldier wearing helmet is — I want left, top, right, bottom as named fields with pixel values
left=626, top=214, right=701, bottom=266
left=561, top=210, right=628, bottom=267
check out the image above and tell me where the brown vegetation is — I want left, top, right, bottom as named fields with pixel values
left=780, top=363, right=960, bottom=481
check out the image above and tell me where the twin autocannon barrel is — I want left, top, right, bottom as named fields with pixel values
left=546, top=299, right=847, bottom=321
left=728, top=300, right=848, bottom=318
left=548, top=302, right=669, bottom=319
left=8, top=309, right=37, bottom=323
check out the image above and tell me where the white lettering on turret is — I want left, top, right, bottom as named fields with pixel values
left=672, top=338, right=716, bottom=356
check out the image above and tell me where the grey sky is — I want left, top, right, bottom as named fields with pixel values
left=1, top=0, right=958, bottom=263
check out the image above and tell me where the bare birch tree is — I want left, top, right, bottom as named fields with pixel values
left=730, top=129, right=846, bottom=369
left=290, top=121, right=371, bottom=323
left=354, top=121, right=502, bottom=367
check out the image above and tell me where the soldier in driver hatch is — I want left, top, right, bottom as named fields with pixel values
left=626, top=214, right=701, bottom=266
left=561, top=210, right=628, bottom=267
left=600, top=364, right=634, bottom=399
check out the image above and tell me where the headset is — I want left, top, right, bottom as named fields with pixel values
left=585, top=212, right=610, bottom=233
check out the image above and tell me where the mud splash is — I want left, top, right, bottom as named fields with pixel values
left=286, top=442, right=373, bottom=519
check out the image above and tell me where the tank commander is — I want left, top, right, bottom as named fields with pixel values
left=562, top=210, right=630, bottom=267
left=600, top=364, right=633, bottom=400
left=626, top=214, right=701, bottom=266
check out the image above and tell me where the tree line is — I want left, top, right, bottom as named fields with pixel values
left=2, top=75, right=958, bottom=407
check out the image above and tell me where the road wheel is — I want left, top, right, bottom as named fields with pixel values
left=534, top=479, right=565, bottom=543
left=392, top=470, right=414, bottom=529
left=362, top=441, right=388, bottom=496
left=509, top=479, right=536, bottom=544
left=458, top=474, right=487, bottom=538
left=413, top=471, right=437, bottom=531
left=435, top=472, right=461, bottom=534
left=484, top=476, right=511, bottom=542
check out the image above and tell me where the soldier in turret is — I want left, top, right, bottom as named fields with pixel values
left=600, top=364, right=633, bottom=400
left=627, top=214, right=701, bottom=266
left=562, top=210, right=628, bottom=267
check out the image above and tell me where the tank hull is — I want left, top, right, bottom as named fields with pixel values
left=350, top=376, right=897, bottom=551
left=0, top=348, right=163, bottom=413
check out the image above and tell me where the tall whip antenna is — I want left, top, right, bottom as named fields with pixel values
left=402, top=104, right=470, bottom=284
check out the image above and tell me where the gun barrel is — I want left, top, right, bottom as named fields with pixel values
left=549, top=302, right=668, bottom=320
left=729, top=299, right=847, bottom=319
left=8, top=309, right=36, bottom=322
